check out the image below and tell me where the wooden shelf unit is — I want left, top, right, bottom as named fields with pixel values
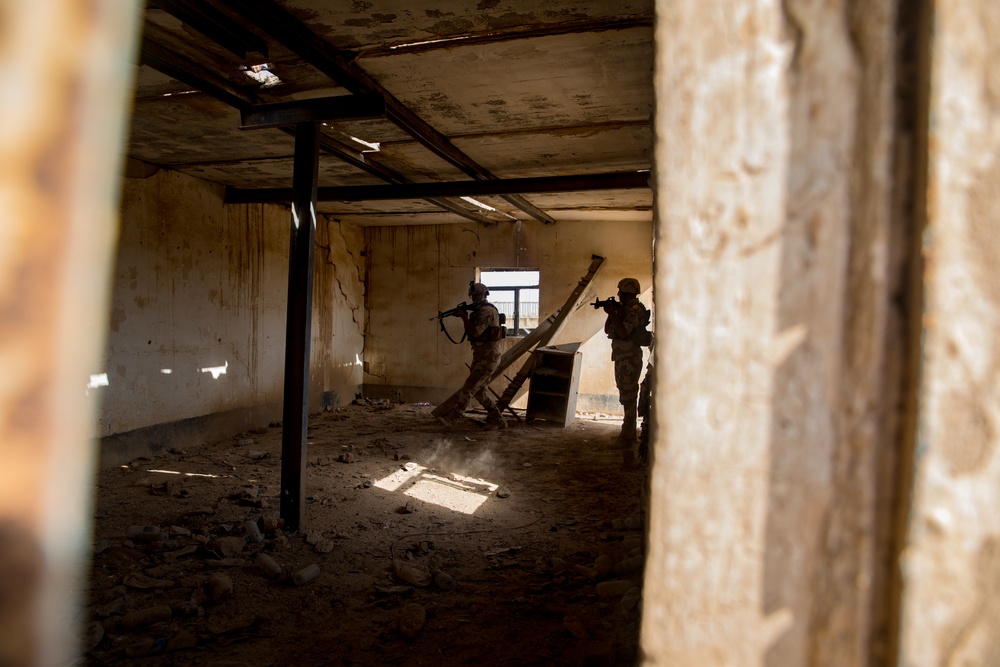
left=525, top=345, right=583, bottom=427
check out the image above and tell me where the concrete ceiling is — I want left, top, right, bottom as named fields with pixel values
left=129, top=0, right=654, bottom=226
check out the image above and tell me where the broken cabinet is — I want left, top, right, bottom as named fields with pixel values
left=525, top=345, right=582, bottom=427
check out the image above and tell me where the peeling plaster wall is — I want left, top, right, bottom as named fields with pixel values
left=98, top=168, right=365, bottom=464
left=362, top=220, right=653, bottom=411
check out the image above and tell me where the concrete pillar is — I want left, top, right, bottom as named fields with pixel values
left=0, top=1, right=141, bottom=665
left=898, top=0, right=1000, bottom=664
left=643, top=0, right=900, bottom=663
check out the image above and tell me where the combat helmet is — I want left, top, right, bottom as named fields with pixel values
left=617, top=278, right=641, bottom=295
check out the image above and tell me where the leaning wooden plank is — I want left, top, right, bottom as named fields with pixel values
left=495, top=254, right=606, bottom=411
left=433, top=254, right=604, bottom=417
left=431, top=313, right=556, bottom=417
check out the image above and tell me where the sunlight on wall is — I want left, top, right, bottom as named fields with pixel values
left=199, top=361, right=228, bottom=379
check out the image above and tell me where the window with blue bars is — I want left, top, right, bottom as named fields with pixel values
left=479, top=269, right=539, bottom=338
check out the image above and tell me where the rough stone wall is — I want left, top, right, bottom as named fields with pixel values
left=643, top=0, right=897, bottom=664
left=899, top=1, right=1000, bottom=664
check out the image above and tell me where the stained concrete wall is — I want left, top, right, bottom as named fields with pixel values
left=361, top=220, right=653, bottom=412
left=97, top=167, right=365, bottom=465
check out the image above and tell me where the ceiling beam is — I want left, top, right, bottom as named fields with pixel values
left=240, top=94, right=386, bottom=129
left=353, top=16, right=654, bottom=60
left=151, top=0, right=269, bottom=60
left=139, top=36, right=498, bottom=226
left=140, top=36, right=256, bottom=109
left=216, top=0, right=557, bottom=224
left=225, top=171, right=651, bottom=204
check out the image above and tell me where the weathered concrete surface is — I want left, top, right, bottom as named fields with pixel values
left=643, top=0, right=898, bottom=664
left=0, top=2, right=142, bottom=665
left=100, top=168, right=365, bottom=457
left=131, top=0, right=655, bottom=226
left=899, top=1, right=1000, bottom=664
left=362, top=220, right=653, bottom=409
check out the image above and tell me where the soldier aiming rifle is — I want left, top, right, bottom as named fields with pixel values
left=433, top=282, right=508, bottom=430
left=598, top=278, right=652, bottom=448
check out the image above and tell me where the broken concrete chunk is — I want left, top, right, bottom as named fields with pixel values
left=393, top=560, right=432, bottom=587
left=206, top=536, right=245, bottom=558
left=292, top=563, right=321, bottom=586
left=204, top=573, right=233, bottom=603
left=255, top=553, right=282, bottom=579
left=610, top=554, right=644, bottom=577
left=398, top=603, right=426, bottom=639
left=433, top=570, right=455, bottom=590
left=594, top=554, right=614, bottom=576
left=123, top=573, right=174, bottom=590
left=595, top=580, right=633, bottom=597
left=621, top=586, right=642, bottom=612
left=119, top=604, right=172, bottom=630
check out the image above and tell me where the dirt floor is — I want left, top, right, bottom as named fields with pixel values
left=83, top=401, right=648, bottom=666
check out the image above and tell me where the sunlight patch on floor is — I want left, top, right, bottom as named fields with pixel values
left=373, top=465, right=498, bottom=515
left=147, top=469, right=221, bottom=478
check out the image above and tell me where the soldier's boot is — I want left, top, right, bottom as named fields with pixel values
left=436, top=407, right=461, bottom=428
left=618, top=404, right=638, bottom=447
left=484, top=409, right=508, bottom=430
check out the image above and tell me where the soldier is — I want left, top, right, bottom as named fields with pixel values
left=601, top=277, right=650, bottom=446
left=437, top=282, right=508, bottom=430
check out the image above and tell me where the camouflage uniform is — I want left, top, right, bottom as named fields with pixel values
left=450, top=300, right=504, bottom=423
left=605, top=282, right=648, bottom=443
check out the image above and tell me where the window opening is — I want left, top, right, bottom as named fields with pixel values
left=479, top=269, right=539, bottom=337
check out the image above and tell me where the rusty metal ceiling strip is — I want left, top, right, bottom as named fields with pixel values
left=221, top=0, right=557, bottom=224
left=140, top=37, right=256, bottom=109
left=240, top=94, right=386, bottom=129
left=354, top=16, right=654, bottom=60
left=141, top=20, right=494, bottom=225
left=224, top=170, right=650, bottom=203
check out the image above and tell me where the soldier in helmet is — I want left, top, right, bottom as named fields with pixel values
left=437, top=282, right=508, bottom=430
left=601, top=277, right=650, bottom=446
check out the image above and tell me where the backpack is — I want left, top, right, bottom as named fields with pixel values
left=472, top=304, right=506, bottom=342
left=631, top=303, right=652, bottom=347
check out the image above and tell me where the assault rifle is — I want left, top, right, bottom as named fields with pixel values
left=430, top=302, right=475, bottom=321
left=592, top=297, right=618, bottom=309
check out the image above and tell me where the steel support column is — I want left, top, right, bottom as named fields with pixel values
left=280, top=123, right=320, bottom=531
